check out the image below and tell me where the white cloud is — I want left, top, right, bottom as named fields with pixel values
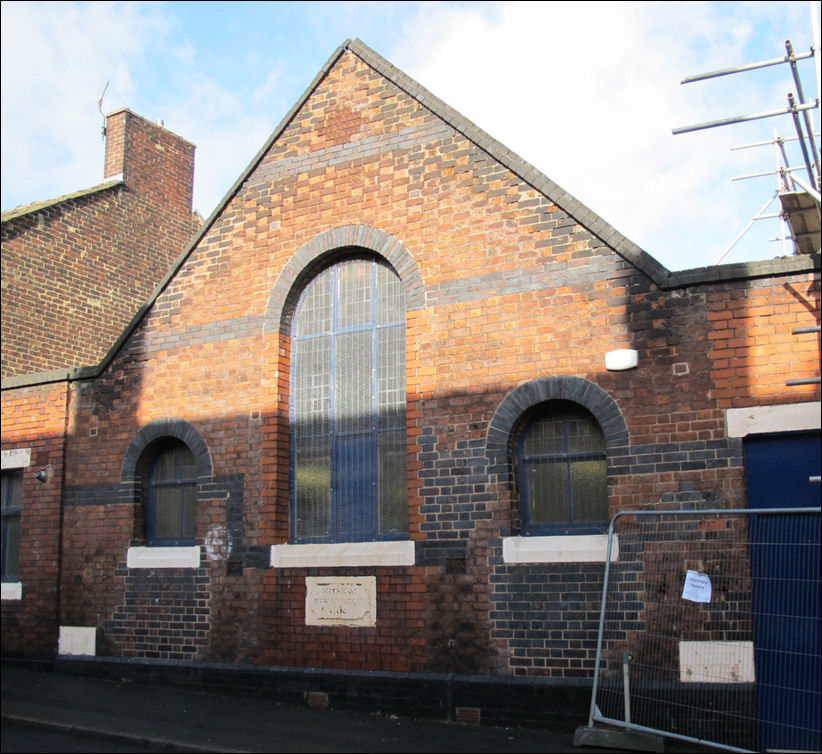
left=1, top=1, right=169, bottom=208
left=152, top=76, right=277, bottom=219
left=391, top=1, right=817, bottom=269
left=2, top=1, right=816, bottom=270
left=1, top=2, right=293, bottom=220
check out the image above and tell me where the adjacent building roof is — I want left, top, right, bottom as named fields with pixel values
left=2, top=108, right=199, bottom=384
left=1, top=176, right=124, bottom=223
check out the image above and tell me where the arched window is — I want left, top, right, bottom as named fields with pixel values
left=518, top=401, right=608, bottom=535
left=290, top=255, right=407, bottom=543
left=142, top=439, right=197, bottom=546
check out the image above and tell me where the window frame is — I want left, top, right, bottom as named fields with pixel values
left=143, top=439, right=198, bottom=547
left=289, top=254, right=408, bottom=544
left=1, top=468, right=23, bottom=582
left=517, top=401, right=608, bottom=536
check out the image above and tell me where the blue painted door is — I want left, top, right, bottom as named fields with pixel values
left=744, top=431, right=820, bottom=752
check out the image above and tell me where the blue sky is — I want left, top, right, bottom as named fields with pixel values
left=1, top=1, right=819, bottom=270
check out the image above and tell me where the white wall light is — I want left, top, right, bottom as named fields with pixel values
left=605, top=349, right=639, bottom=371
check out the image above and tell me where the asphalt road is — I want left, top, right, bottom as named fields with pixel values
left=2, top=664, right=612, bottom=753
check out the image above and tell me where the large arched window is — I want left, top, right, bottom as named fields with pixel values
left=290, top=255, right=407, bottom=543
left=142, top=439, right=197, bottom=546
left=518, top=401, right=608, bottom=535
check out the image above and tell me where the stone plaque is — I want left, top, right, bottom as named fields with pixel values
left=679, top=640, right=755, bottom=683
left=1, top=447, right=31, bottom=469
left=305, top=576, right=376, bottom=627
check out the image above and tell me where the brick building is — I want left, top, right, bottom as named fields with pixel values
left=2, top=108, right=199, bottom=652
left=2, top=40, right=819, bottom=729
left=2, top=108, right=200, bottom=378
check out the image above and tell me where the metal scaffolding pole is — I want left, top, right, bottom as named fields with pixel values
left=786, top=40, right=821, bottom=178
left=672, top=100, right=819, bottom=135
left=679, top=48, right=815, bottom=84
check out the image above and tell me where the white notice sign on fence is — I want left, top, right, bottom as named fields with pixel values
left=682, top=570, right=712, bottom=603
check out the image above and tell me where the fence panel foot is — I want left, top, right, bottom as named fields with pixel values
left=574, top=724, right=665, bottom=752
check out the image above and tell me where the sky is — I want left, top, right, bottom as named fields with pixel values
left=1, top=1, right=819, bottom=271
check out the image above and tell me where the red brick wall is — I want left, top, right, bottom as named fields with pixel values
left=1, top=382, right=68, bottom=658
left=708, top=277, right=820, bottom=406
left=1, top=110, right=199, bottom=378
left=4, top=49, right=818, bottom=677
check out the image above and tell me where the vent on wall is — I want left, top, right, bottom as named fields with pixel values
left=306, top=691, right=329, bottom=709
left=455, top=706, right=482, bottom=725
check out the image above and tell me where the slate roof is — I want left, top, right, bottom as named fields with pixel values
left=1, top=176, right=124, bottom=223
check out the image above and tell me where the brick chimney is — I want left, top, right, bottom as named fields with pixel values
left=1, top=109, right=200, bottom=379
left=103, top=108, right=196, bottom=217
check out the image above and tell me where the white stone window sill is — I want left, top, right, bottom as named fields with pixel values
left=1, top=581, right=23, bottom=600
left=271, top=540, right=415, bottom=568
left=502, top=534, right=618, bottom=563
left=126, top=545, right=201, bottom=569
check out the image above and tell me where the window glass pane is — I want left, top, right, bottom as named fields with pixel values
left=154, top=487, right=183, bottom=540
left=519, top=402, right=608, bottom=530
left=295, top=272, right=332, bottom=337
left=526, top=460, right=568, bottom=524
left=295, top=437, right=331, bottom=539
left=153, top=444, right=195, bottom=482
left=292, top=255, right=407, bottom=543
left=2, top=514, right=20, bottom=579
left=566, top=412, right=605, bottom=454
left=336, top=330, right=373, bottom=433
left=1, top=470, right=23, bottom=511
left=2, top=470, right=23, bottom=579
left=571, top=459, right=609, bottom=522
left=335, top=434, right=376, bottom=539
left=377, top=263, right=404, bottom=324
left=522, top=417, right=564, bottom=455
left=147, top=442, right=196, bottom=544
left=293, top=335, right=331, bottom=434
left=379, top=430, right=407, bottom=535
left=180, top=486, right=196, bottom=538
left=339, top=259, right=372, bottom=328
left=377, top=326, right=405, bottom=429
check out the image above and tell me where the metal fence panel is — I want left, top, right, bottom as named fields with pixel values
left=587, top=508, right=820, bottom=752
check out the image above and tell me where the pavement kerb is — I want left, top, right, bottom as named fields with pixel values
left=1, top=711, right=246, bottom=753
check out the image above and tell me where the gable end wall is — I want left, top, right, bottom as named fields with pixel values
left=2, top=46, right=819, bottom=703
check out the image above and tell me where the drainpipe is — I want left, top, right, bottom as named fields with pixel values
left=447, top=638, right=456, bottom=721
left=54, top=378, right=72, bottom=662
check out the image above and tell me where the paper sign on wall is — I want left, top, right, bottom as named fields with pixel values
left=682, top=570, right=712, bottom=603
